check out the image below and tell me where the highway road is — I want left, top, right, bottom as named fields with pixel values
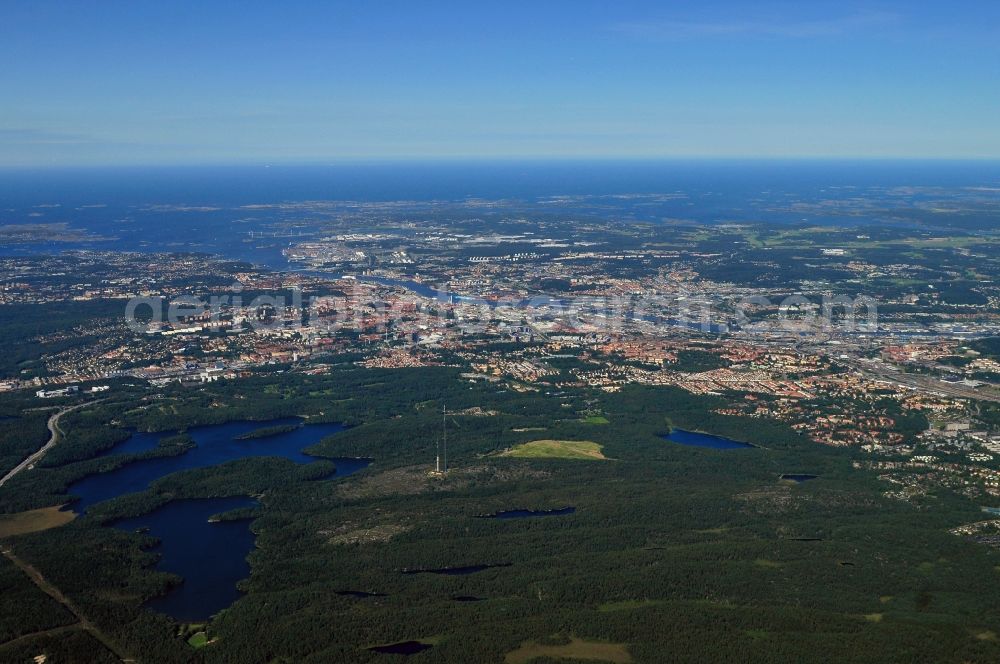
left=0, top=400, right=101, bottom=488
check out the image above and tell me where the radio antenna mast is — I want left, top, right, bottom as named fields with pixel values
left=435, top=406, right=442, bottom=474
left=434, top=404, right=448, bottom=474
left=442, top=404, right=448, bottom=472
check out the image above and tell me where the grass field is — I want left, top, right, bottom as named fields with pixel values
left=505, top=637, right=632, bottom=663
left=754, top=558, right=783, bottom=569
left=581, top=415, right=610, bottom=425
left=0, top=505, right=75, bottom=538
left=502, top=440, right=607, bottom=461
left=187, top=632, right=209, bottom=648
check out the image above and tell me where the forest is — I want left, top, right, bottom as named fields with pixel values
left=0, top=366, right=999, bottom=662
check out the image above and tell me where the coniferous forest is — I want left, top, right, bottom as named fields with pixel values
left=0, top=366, right=998, bottom=662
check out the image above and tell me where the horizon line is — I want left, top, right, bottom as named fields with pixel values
left=4, top=155, right=1000, bottom=171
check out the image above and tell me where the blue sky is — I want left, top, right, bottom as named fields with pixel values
left=2, top=1, right=999, bottom=165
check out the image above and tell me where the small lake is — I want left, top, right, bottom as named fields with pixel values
left=67, top=418, right=362, bottom=512
left=662, top=429, right=755, bottom=450
left=482, top=507, right=576, bottom=519
left=781, top=474, right=818, bottom=482
left=113, top=497, right=256, bottom=622
left=369, top=641, right=434, bottom=655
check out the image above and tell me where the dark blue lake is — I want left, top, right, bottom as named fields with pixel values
left=369, top=641, right=434, bottom=655
left=67, top=418, right=362, bottom=512
left=84, top=418, right=372, bottom=622
left=781, top=474, right=818, bottom=482
left=113, top=497, right=257, bottom=622
left=662, top=429, right=755, bottom=450
left=94, top=429, right=168, bottom=457
left=483, top=507, right=576, bottom=519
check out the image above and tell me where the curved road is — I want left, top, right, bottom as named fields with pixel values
left=0, top=400, right=100, bottom=488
